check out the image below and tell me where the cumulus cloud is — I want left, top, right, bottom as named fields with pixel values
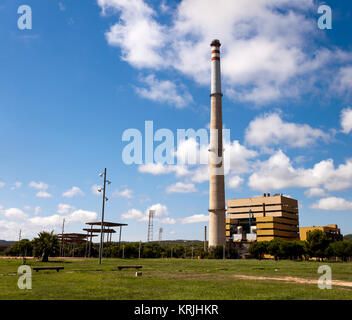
left=112, top=188, right=133, bottom=199
left=36, top=191, right=52, bottom=198
left=166, top=182, right=197, bottom=193
left=57, top=203, right=75, bottom=215
left=228, top=176, right=244, bottom=189
left=248, top=150, right=352, bottom=192
left=29, top=181, right=52, bottom=198
left=62, top=186, right=84, bottom=198
left=180, top=214, right=208, bottom=224
left=341, top=107, right=352, bottom=134
left=121, top=208, right=146, bottom=222
left=245, top=113, right=329, bottom=148
left=335, top=66, right=352, bottom=94
left=29, top=181, right=48, bottom=190
left=304, top=188, right=327, bottom=198
left=0, top=208, right=28, bottom=220
left=135, top=74, right=193, bottom=108
left=311, top=197, right=352, bottom=211
left=122, top=203, right=170, bottom=222
left=98, top=0, right=352, bottom=104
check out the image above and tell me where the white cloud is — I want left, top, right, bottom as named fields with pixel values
left=0, top=181, right=5, bottom=188
left=245, top=113, right=329, bottom=148
left=135, top=74, right=193, bottom=108
left=66, top=209, right=98, bottom=223
left=122, top=203, right=170, bottom=223
left=29, top=181, right=48, bottom=191
left=121, top=208, right=146, bottom=222
left=62, top=186, right=84, bottom=198
left=228, top=176, right=243, bottom=189
left=180, top=214, right=208, bottom=224
left=34, top=206, right=42, bottom=215
left=146, top=203, right=169, bottom=217
left=1, top=208, right=28, bottom=220
left=304, top=188, right=326, bottom=198
left=98, top=0, right=167, bottom=69
left=166, top=182, right=197, bottom=193
left=335, top=66, right=352, bottom=93
left=311, top=197, right=352, bottom=211
left=248, top=150, right=352, bottom=192
left=29, top=209, right=98, bottom=226
left=98, top=0, right=352, bottom=104
left=341, top=107, right=352, bottom=134
left=160, top=217, right=176, bottom=224
left=112, top=188, right=133, bottom=199
left=36, top=191, right=52, bottom=198
left=57, top=203, right=75, bottom=215
left=138, top=163, right=189, bottom=177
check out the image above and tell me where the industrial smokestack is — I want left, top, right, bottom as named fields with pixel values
left=208, top=39, right=226, bottom=248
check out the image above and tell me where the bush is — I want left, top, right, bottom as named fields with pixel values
left=248, top=241, right=268, bottom=260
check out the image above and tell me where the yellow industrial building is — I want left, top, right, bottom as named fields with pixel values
left=300, top=225, right=343, bottom=241
left=226, top=193, right=300, bottom=242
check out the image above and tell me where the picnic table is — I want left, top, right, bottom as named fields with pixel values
left=32, top=266, right=64, bottom=272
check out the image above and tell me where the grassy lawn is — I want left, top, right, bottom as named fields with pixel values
left=0, top=258, right=352, bottom=300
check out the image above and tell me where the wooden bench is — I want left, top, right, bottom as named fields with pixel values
left=117, top=265, right=142, bottom=271
left=33, top=267, right=64, bottom=272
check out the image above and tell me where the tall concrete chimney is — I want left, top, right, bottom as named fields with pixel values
left=208, top=39, right=226, bottom=248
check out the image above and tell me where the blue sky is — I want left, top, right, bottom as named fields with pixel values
left=0, top=0, right=352, bottom=241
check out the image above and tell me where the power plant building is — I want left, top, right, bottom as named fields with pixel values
left=226, top=194, right=300, bottom=242
left=300, top=225, right=343, bottom=241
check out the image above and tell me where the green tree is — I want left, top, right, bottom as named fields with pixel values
left=305, top=230, right=332, bottom=260
left=328, top=241, right=352, bottom=261
left=5, top=239, right=33, bottom=257
left=248, top=241, right=268, bottom=260
left=33, top=231, right=59, bottom=262
left=268, top=239, right=285, bottom=260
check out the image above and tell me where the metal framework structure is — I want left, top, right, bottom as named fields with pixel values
left=58, top=233, right=97, bottom=257
left=158, top=227, right=163, bottom=243
left=147, top=210, right=155, bottom=242
left=85, top=221, right=128, bottom=258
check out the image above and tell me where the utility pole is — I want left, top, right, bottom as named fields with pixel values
left=98, top=168, right=111, bottom=264
left=60, top=219, right=65, bottom=257
left=191, top=247, right=194, bottom=259
left=204, top=226, right=207, bottom=252
left=122, top=244, right=125, bottom=259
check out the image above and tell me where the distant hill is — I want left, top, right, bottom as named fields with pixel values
left=344, top=234, right=352, bottom=242
left=0, top=240, right=15, bottom=245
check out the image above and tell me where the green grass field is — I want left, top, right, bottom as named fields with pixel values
left=1, top=258, right=352, bottom=300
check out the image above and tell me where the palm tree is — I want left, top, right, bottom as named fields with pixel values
left=33, top=231, right=59, bottom=262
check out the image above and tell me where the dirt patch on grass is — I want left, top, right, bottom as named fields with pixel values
left=153, top=272, right=352, bottom=288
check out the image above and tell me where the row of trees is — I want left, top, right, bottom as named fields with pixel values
left=5, top=231, right=234, bottom=261
left=249, top=230, right=352, bottom=261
